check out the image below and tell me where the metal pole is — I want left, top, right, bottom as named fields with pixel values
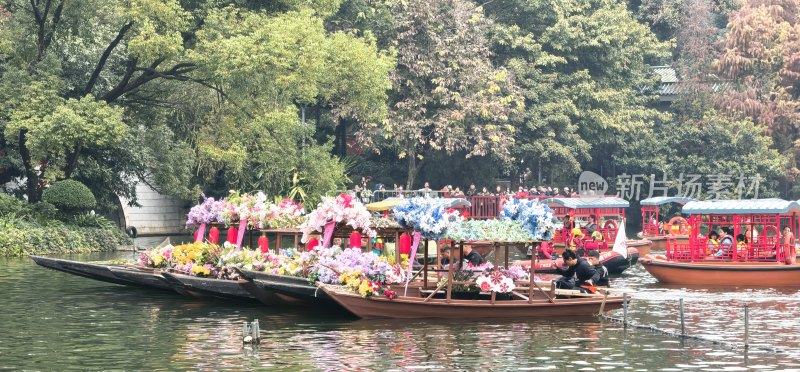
left=623, top=293, right=628, bottom=328
left=679, top=298, right=685, bottom=337
left=744, top=303, right=749, bottom=349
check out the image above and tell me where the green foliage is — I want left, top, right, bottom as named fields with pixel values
left=72, top=213, right=117, bottom=229
left=0, top=216, right=131, bottom=257
left=42, top=180, right=97, bottom=212
left=613, top=110, right=784, bottom=197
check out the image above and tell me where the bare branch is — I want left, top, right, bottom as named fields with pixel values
left=83, top=22, right=134, bottom=96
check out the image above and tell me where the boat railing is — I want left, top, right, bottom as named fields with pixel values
left=667, top=237, right=790, bottom=263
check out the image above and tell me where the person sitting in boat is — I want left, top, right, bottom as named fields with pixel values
left=567, top=227, right=585, bottom=251
left=735, top=234, right=749, bottom=259
left=439, top=247, right=451, bottom=266
left=706, top=231, right=719, bottom=256
left=552, top=250, right=597, bottom=291
left=462, top=245, right=485, bottom=267
left=586, top=250, right=609, bottom=287
left=782, top=227, right=797, bottom=265
left=715, top=227, right=734, bottom=257
left=584, top=214, right=598, bottom=234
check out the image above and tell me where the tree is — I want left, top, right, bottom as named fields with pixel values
left=485, top=0, right=669, bottom=184
left=367, top=0, right=522, bottom=189
left=713, top=0, right=800, bottom=194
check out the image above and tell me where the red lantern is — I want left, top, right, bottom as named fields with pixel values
left=399, top=233, right=411, bottom=255
left=258, top=234, right=269, bottom=254
left=227, top=226, right=238, bottom=245
left=307, top=238, right=320, bottom=251
left=208, top=226, right=220, bottom=244
left=350, top=231, right=362, bottom=249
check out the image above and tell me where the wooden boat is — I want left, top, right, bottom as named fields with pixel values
left=320, top=284, right=623, bottom=319
left=639, top=196, right=696, bottom=252
left=640, top=256, right=800, bottom=286
left=159, top=272, right=256, bottom=300
left=107, top=266, right=175, bottom=292
left=30, top=255, right=136, bottom=287
left=640, top=199, right=800, bottom=286
left=238, top=270, right=342, bottom=309
left=320, top=241, right=625, bottom=319
left=545, top=197, right=653, bottom=256
left=517, top=248, right=638, bottom=275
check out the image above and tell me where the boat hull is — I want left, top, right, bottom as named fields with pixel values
left=640, top=257, right=800, bottom=286
left=320, top=285, right=623, bottom=319
left=521, top=248, right=638, bottom=275
left=107, top=267, right=175, bottom=292
left=553, top=239, right=652, bottom=257
left=30, top=255, right=136, bottom=287
left=160, top=272, right=255, bottom=300
left=643, top=235, right=688, bottom=252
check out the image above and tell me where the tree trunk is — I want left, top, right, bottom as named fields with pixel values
left=18, top=130, right=40, bottom=202
left=405, top=147, right=425, bottom=190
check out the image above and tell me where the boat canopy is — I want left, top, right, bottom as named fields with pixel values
left=365, top=197, right=471, bottom=212
left=545, top=197, right=629, bottom=209
left=640, top=196, right=696, bottom=206
left=681, top=199, right=800, bottom=215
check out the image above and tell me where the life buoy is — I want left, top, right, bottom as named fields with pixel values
left=126, top=226, right=138, bottom=239
left=603, top=220, right=617, bottom=230
left=667, top=216, right=689, bottom=235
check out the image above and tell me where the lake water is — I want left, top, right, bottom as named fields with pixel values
left=2, top=250, right=800, bottom=371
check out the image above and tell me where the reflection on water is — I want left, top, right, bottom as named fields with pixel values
left=1, top=253, right=800, bottom=370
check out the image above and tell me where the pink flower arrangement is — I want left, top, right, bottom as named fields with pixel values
left=300, top=193, right=375, bottom=243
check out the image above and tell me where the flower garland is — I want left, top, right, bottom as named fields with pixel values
left=499, top=198, right=561, bottom=241
left=260, top=198, right=305, bottom=229
left=391, top=197, right=461, bottom=240
left=299, top=193, right=376, bottom=244
left=186, top=195, right=225, bottom=227
left=444, top=219, right=535, bottom=242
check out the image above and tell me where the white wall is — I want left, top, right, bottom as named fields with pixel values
left=119, top=182, right=189, bottom=236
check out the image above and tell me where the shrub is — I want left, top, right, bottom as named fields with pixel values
left=0, top=193, right=28, bottom=216
left=72, top=213, right=115, bottom=229
left=42, top=179, right=97, bottom=213
left=0, top=217, right=132, bottom=257
left=30, top=202, right=58, bottom=221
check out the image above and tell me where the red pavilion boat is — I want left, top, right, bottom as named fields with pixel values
left=640, top=199, right=800, bottom=286
left=639, top=197, right=696, bottom=252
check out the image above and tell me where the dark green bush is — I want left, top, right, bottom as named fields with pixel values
left=42, top=179, right=97, bottom=213
left=0, top=193, right=28, bottom=216
left=72, top=213, right=115, bottom=229
left=30, top=202, right=58, bottom=220
left=0, top=217, right=132, bottom=257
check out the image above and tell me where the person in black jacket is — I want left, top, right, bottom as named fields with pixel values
left=586, top=250, right=609, bottom=287
left=552, top=250, right=597, bottom=290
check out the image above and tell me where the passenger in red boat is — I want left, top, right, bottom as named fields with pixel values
left=584, top=214, right=598, bottom=234
left=586, top=250, right=609, bottom=287
left=461, top=245, right=485, bottom=267
left=735, top=234, right=749, bottom=259
left=712, top=227, right=734, bottom=257
left=706, top=231, right=720, bottom=256
left=552, top=250, right=597, bottom=290
left=782, top=227, right=796, bottom=265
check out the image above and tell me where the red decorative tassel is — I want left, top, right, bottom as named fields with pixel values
left=399, top=233, right=411, bottom=255
left=227, top=226, right=238, bottom=245
left=208, top=226, right=220, bottom=244
left=258, top=234, right=269, bottom=254
left=350, top=231, right=362, bottom=249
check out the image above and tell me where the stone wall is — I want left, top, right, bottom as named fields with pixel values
left=119, top=182, right=189, bottom=236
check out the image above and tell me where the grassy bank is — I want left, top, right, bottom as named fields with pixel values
left=0, top=217, right=132, bottom=257
left=0, top=194, right=131, bottom=257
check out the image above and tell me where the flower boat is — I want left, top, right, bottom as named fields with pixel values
left=318, top=198, right=625, bottom=319
left=237, top=269, right=341, bottom=309
left=29, top=255, right=165, bottom=288
left=545, top=197, right=652, bottom=256
left=639, top=196, right=695, bottom=252
left=320, top=241, right=624, bottom=319
left=640, top=199, right=800, bottom=286
left=159, top=271, right=256, bottom=300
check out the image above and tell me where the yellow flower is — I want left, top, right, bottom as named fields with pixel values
left=152, top=254, right=164, bottom=267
